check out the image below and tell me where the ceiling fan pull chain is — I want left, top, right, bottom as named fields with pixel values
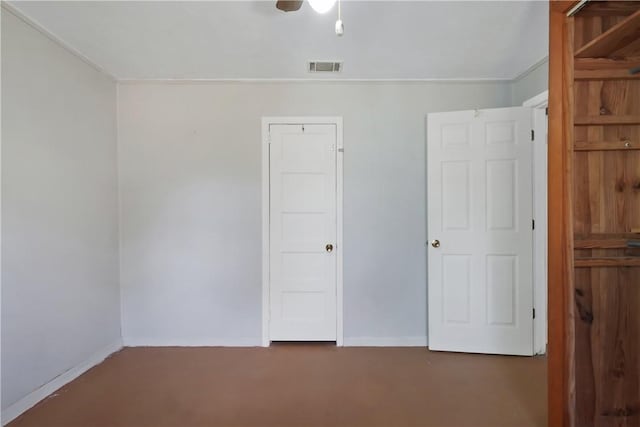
left=335, top=0, right=344, bottom=36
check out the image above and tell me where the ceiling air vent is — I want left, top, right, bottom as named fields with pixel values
left=308, top=61, right=342, bottom=73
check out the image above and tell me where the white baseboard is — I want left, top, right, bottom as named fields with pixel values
left=122, top=337, right=261, bottom=347
left=343, top=336, right=428, bottom=347
left=2, top=339, right=123, bottom=426
left=126, top=337, right=427, bottom=347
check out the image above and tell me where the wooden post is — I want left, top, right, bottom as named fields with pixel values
left=548, top=2, right=580, bottom=426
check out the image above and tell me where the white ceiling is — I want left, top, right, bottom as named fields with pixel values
left=7, top=0, right=549, bottom=80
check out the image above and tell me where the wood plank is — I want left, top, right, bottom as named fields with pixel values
left=574, top=140, right=640, bottom=150
left=574, top=268, right=596, bottom=426
left=591, top=268, right=640, bottom=425
left=573, top=13, right=600, bottom=52
left=614, top=36, right=640, bottom=59
left=574, top=115, right=640, bottom=125
left=575, top=10, right=640, bottom=58
left=573, top=15, right=628, bottom=53
left=579, top=2, right=640, bottom=17
left=548, top=4, right=577, bottom=426
left=574, top=150, right=640, bottom=234
left=574, top=68, right=640, bottom=80
left=575, top=257, right=640, bottom=267
left=563, top=13, right=578, bottom=427
left=574, top=238, right=633, bottom=248
left=574, top=57, right=640, bottom=70
left=576, top=232, right=640, bottom=239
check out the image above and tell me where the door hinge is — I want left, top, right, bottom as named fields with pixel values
left=533, top=308, right=536, bottom=319
left=532, top=219, right=535, bottom=230
left=545, top=107, right=549, bottom=116
left=531, top=129, right=535, bottom=141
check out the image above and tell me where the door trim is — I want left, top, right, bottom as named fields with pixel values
left=523, top=91, right=549, bottom=355
left=261, top=117, right=344, bottom=347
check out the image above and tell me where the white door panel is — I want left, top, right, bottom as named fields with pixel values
left=269, top=124, right=337, bottom=341
left=428, top=107, right=533, bottom=356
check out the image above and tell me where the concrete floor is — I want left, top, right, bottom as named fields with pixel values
left=9, top=344, right=547, bottom=427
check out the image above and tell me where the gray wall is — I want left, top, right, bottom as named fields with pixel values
left=511, top=59, right=548, bottom=106
left=118, top=81, right=512, bottom=345
left=1, top=11, right=120, bottom=411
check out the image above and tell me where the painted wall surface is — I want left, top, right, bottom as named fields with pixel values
left=1, top=11, right=120, bottom=410
left=511, top=59, right=549, bottom=106
left=118, top=81, right=512, bottom=345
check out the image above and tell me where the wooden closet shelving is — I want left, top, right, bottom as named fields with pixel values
left=571, top=4, right=640, bottom=276
left=549, top=1, right=640, bottom=426
left=574, top=9, right=640, bottom=58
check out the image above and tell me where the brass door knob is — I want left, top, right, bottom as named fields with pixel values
left=326, top=244, right=334, bottom=253
left=431, top=240, right=440, bottom=248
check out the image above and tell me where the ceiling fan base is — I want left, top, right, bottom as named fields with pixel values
left=276, top=0, right=304, bottom=12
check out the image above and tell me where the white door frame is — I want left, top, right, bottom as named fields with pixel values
left=261, top=116, right=344, bottom=347
left=523, top=91, right=548, bottom=355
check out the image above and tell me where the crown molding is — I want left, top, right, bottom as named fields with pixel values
left=117, top=77, right=512, bottom=84
left=512, top=56, right=549, bottom=83
left=1, top=1, right=117, bottom=81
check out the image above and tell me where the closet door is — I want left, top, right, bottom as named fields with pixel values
left=268, top=124, right=338, bottom=341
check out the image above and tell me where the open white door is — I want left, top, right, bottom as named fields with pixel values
left=427, top=107, right=534, bottom=356
left=268, top=123, right=337, bottom=341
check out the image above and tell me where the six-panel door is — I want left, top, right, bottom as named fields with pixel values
left=427, top=107, right=534, bottom=356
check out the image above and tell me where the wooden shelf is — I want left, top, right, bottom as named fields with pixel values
left=575, top=239, right=632, bottom=249
left=574, top=233, right=640, bottom=248
left=574, top=68, right=640, bottom=80
left=574, top=140, right=640, bottom=151
left=574, top=58, right=640, bottom=70
left=574, top=115, right=640, bottom=126
left=573, top=57, right=640, bottom=79
left=575, top=233, right=640, bottom=239
left=575, top=257, right=640, bottom=267
left=575, top=10, right=640, bottom=58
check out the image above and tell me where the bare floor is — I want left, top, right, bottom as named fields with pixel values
left=9, top=345, right=546, bottom=427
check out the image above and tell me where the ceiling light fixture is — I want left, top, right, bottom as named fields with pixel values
left=308, top=0, right=337, bottom=14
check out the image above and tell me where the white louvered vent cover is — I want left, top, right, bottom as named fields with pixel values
left=308, top=61, right=343, bottom=73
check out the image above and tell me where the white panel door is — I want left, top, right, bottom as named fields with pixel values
left=427, top=107, right=533, bottom=356
left=269, top=124, right=337, bottom=341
